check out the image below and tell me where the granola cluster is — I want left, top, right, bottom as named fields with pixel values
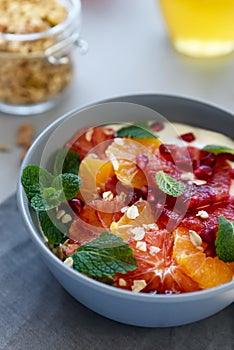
left=0, top=0, right=73, bottom=106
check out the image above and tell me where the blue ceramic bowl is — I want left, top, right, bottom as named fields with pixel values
left=17, top=94, right=234, bottom=327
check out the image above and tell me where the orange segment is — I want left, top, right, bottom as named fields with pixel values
left=78, top=155, right=114, bottom=203
left=110, top=199, right=155, bottom=241
left=105, top=137, right=161, bottom=189
left=173, top=227, right=233, bottom=289
left=136, top=138, right=162, bottom=153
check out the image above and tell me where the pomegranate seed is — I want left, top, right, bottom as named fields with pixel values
left=69, top=198, right=83, bottom=215
left=126, top=189, right=142, bottom=206
left=204, top=244, right=216, bottom=258
left=230, top=169, right=234, bottom=179
left=199, top=228, right=216, bottom=244
left=136, top=153, right=149, bottom=169
left=150, top=121, right=164, bottom=132
left=194, top=165, right=213, bottom=180
left=180, top=132, right=195, bottom=143
left=159, top=144, right=174, bottom=162
left=200, top=153, right=216, bottom=167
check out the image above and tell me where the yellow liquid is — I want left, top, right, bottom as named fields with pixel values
left=159, top=0, right=234, bottom=57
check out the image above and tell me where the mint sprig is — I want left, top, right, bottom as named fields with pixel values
left=116, top=125, right=157, bottom=139
left=21, top=165, right=81, bottom=211
left=202, top=145, right=234, bottom=155
left=215, top=216, right=234, bottom=262
left=155, top=170, right=186, bottom=197
left=71, top=231, right=137, bottom=278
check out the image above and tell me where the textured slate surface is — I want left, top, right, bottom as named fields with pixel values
left=0, top=194, right=233, bottom=350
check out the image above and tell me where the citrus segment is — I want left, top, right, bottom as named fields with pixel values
left=105, top=137, right=161, bottom=189
left=79, top=155, right=114, bottom=203
left=173, top=227, right=233, bottom=289
left=110, top=200, right=155, bottom=241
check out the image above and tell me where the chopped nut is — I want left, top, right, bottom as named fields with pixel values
left=126, top=205, right=139, bottom=220
left=189, top=230, right=203, bottom=247
left=181, top=172, right=194, bottom=181
left=136, top=241, right=147, bottom=252
left=0, top=144, right=11, bottom=152
left=114, top=138, right=124, bottom=145
left=109, top=152, right=119, bottom=171
left=196, top=210, right=209, bottom=219
left=52, top=245, right=66, bottom=260
left=121, top=206, right=129, bottom=213
left=131, top=280, right=147, bottom=293
left=88, top=153, right=98, bottom=159
left=131, top=227, right=145, bottom=241
left=189, top=179, right=207, bottom=186
left=149, top=246, right=161, bottom=255
left=142, top=223, right=159, bottom=230
left=64, top=257, right=73, bottom=268
left=85, top=129, right=94, bottom=142
left=56, top=209, right=66, bottom=220
left=119, top=278, right=127, bottom=287
left=102, top=191, right=114, bottom=201
left=61, top=214, right=72, bottom=224
left=16, top=123, right=34, bottom=148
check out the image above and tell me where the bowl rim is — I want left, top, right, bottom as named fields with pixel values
left=17, top=93, right=234, bottom=301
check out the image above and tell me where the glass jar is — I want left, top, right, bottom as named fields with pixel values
left=0, top=0, right=85, bottom=115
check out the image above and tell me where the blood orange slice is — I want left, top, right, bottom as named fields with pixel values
left=114, top=229, right=200, bottom=294
left=66, top=126, right=115, bottom=160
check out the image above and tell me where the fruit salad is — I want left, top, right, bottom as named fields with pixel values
left=21, top=121, right=234, bottom=294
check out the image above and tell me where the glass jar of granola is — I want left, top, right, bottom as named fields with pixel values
left=0, top=0, right=84, bottom=115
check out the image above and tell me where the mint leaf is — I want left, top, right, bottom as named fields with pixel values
left=54, top=148, right=80, bottom=176
left=155, top=170, right=186, bottom=197
left=71, top=231, right=137, bottom=278
left=39, top=211, right=67, bottom=244
left=215, top=216, right=234, bottom=262
left=31, top=188, right=63, bottom=211
left=116, top=125, right=157, bottom=139
left=21, top=165, right=54, bottom=200
left=52, top=173, right=82, bottom=200
left=202, top=145, right=234, bottom=155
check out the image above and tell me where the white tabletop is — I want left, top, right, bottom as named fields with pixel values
left=1, top=0, right=234, bottom=204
